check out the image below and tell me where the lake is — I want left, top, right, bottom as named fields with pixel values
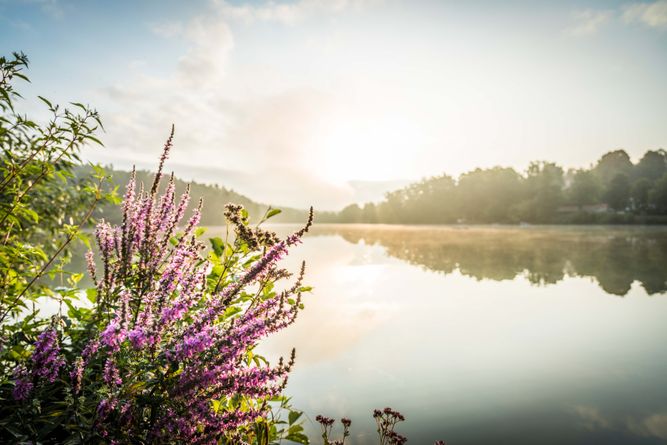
left=61, top=224, right=667, bottom=443
left=245, top=224, right=667, bottom=445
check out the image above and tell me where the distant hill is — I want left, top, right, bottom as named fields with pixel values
left=83, top=166, right=310, bottom=225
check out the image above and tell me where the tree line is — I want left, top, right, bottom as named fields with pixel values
left=319, top=149, right=667, bottom=224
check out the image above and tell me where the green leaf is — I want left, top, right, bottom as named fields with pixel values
left=86, top=288, right=97, bottom=304
left=84, top=134, right=104, bottom=146
left=210, top=237, right=225, bottom=257
left=285, top=432, right=309, bottom=444
left=266, top=208, right=282, bottom=219
left=70, top=102, right=87, bottom=111
left=37, top=95, right=53, bottom=109
left=76, top=231, right=91, bottom=248
left=224, top=306, right=242, bottom=319
left=288, top=424, right=304, bottom=434
left=69, top=273, right=83, bottom=285
left=13, top=72, right=29, bottom=82
left=288, top=410, right=302, bottom=425
left=211, top=399, right=222, bottom=414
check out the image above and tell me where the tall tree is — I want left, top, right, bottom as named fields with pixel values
left=604, top=173, right=631, bottom=211
left=632, top=178, right=652, bottom=212
left=594, top=149, right=633, bottom=185
left=568, top=169, right=600, bottom=207
left=457, top=167, right=523, bottom=222
left=339, top=203, right=362, bottom=223
left=361, top=202, right=378, bottom=223
left=523, top=162, right=564, bottom=222
left=650, top=173, right=667, bottom=213
left=634, top=149, right=666, bottom=181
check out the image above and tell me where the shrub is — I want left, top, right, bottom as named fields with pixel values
left=0, top=52, right=115, bottom=362
left=1, top=131, right=314, bottom=443
left=0, top=52, right=313, bottom=444
left=0, top=51, right=444, bottom=445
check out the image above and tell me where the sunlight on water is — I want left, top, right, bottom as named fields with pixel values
left=242, top=224, right=667, bottom=445
left=59, top=224, right=667, bottom=444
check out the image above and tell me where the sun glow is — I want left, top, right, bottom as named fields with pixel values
left=315, top=113, right=422, bottom=184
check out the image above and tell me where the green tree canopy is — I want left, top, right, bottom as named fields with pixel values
left=605, top=173, right=631, bottom=211
left=594, top=149, right=633, bottom=185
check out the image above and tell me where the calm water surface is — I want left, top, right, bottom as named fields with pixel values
left=236, top=224, right=667, bottom=445
left=63, top=224, right=667, bottom=443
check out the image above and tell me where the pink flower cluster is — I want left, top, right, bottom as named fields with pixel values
left=90, top=131, right=311, bottom=441
left=13, top=128, right=314, bottom=443
left=13, top=326, right=64, bottom=400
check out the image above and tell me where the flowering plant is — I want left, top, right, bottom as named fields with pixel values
left=315, top=408, right=446, bottom=445
left=0, top=52, right=446, bottom=445
left=1, top=125, right=313, bottom=444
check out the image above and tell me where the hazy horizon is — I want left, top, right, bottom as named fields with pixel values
left=92, top=146, right=659, bottom=213
left=1, top=0, right=666, bottom=210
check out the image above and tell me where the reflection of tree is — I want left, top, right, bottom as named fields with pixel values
left=307, top=225, right=667, bottom=296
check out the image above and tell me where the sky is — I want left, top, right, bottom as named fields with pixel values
left=1, top=0, right=666, bottom=210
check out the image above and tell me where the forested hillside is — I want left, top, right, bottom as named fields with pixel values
left=84, top=166, right=309, bottom=225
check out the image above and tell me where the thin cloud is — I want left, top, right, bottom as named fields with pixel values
left=17, top=0, right=63, bottom=18
left=148, top=15, right=235, bottom=85
left=566, top=1, right=667, bottom=35
left=149, top=21, right=183, bottom=39
left=98, top=1, right=370, bottom=209
left=565, top=9, right=613, bottom=36
left=178, top=16, right=234, bottom=85
left=212, top=0, right=378, bottom=25
left=623, top=0, right=667, bottom=29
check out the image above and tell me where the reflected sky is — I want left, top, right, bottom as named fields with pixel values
left=247, top=224, right=667, bottom=445
left=59, top=224, right=667, bottom=443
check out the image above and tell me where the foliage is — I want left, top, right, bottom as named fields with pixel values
left=0, top=129, right=314, bottom=443
left=593, top=149, right=633, bottom=185
left=568, top=169, right=600, bottom=207
left=649, top=173, right=667, bottom=213
left=604, top=173, right=631, bottom=211
left=0, top=52, right=116, bottom=382
left=319, top=148, right=667, bottom=224
left=635, top=150, right=666, bottom=181
left=456, top=167, right=523, bottom=223
left=81, top=165, right=308, bottom=226
left=0, top=52, right=313, bottom=444
left=631, top=177, right=652, bottom=212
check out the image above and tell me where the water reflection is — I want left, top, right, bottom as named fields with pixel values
left=63, top=224, right=667, bottom=444
left=304, top=225, right=667, bottom=296
left=574, top=405, right=667, bottom=442
left=255, top=225, right=667, bottom=445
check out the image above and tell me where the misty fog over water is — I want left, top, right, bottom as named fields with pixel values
left=255, top=224, right=667, bottom=445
